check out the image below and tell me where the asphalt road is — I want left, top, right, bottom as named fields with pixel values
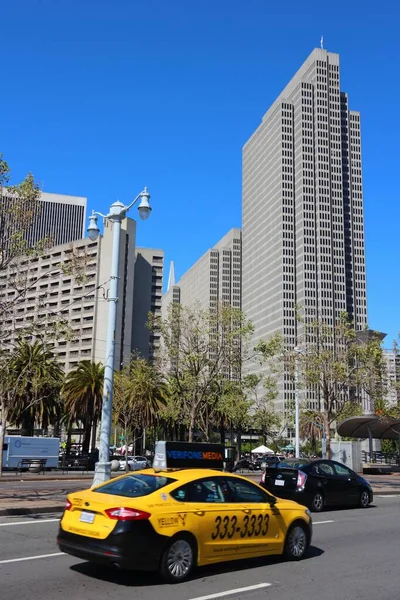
left=0, top=496, right=399, bottom=600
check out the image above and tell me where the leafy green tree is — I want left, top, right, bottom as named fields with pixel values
left=299, top=410, right=324, bottom=455
left=0, top=154, right=89, bottom=463
left=63, top=361, right=104, bottom=454
left=154, top=302, right=254, bottom=442
left=210, top=378, right=251, bottom=447
left=292, top=314, right=389, bottom=458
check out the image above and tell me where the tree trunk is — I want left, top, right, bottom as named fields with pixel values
left=66, top=422, right=72, bottom=457
left=90, top=418, right=97, bottom=452
left=323, top=410, right=331, bottom=459
left=0, top=400, right=9, bottom=477
left=188, top=408, right=196, bottom=443
left=82, top=418, right=91, bottom=454
left=219, top=421, right=225, bottom=445
left=237, top=431, right=242, bottom=460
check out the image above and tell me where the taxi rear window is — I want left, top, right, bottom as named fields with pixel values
left=278, top=460, right=310, bottom=469
left=95, top=474, right=175, bottom=498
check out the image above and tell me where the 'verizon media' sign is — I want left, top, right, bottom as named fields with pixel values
left=153, top=441, right=224, bottom=471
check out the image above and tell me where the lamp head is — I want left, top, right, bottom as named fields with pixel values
left=138, top=187, right=151, bottom=221
left=87, top=211, right=100, bottom=241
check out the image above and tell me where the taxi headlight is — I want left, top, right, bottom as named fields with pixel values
left=305, top=509, right=311, bottom=517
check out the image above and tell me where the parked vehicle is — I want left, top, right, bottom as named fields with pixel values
left=260, top=458, right=373, bottom=512
left=2, top=436, right=60, bottom=469
left=119, top=455, right=150, bottom=471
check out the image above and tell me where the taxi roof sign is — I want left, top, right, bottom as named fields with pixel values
left=153, top=441, right=224, bottom=471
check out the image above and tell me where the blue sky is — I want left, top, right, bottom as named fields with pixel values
left=1, top=0, right=398, bottom=346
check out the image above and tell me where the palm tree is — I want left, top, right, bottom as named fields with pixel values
left=113, top=356, right=167, bottom=456
left=63, top=361, right=104, bottom=453
left=8, top=341, right=64, bottom=436
left=299, top=409, right=324, bottom=455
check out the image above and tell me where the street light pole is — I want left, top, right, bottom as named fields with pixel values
left=294, top=348, right=300, bottom=458
left=293, top=346, right=307, bottom=458
left=87, top=189, right=151, bottom=487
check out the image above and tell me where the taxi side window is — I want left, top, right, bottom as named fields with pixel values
left=171, top=478, right=226, bottom=503
left=226, top=478, right=269, bottom=503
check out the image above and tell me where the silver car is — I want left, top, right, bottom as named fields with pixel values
left=118, top=455, right=149, bottom=471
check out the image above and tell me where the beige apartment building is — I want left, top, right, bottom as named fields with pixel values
left=0, top=218, right=136, bottom=372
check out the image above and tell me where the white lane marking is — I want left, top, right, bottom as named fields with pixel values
left=375, top=495, right=399, bottom=498
left=0, top=552, right=65, bottom=565
left=188, top=583, right=271, bottom=600
left=0, top=518, right=59, bottom=527
left=313, top=520, right=334, bottom=525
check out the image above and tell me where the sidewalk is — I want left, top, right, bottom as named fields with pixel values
left=0, top=472, right=399, bottom=517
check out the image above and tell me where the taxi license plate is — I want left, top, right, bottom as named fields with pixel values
left=275, top=479, right=285, bottom=486
left=80, top=511, right=95, bottom=524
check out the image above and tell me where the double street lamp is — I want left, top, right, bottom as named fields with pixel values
left=87, top=188, right=152, bottom=486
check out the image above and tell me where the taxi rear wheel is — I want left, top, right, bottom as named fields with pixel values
left=284, top=523, right=308, bottom=561
left=159, top=535, right=196, bottom=583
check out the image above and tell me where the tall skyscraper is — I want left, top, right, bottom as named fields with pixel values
left=131, top=248, right=164, bottom=361
left=162, top=228, right=242, bottom=314
left=242, top=48, right=367, bottom=416
left=1, top=191, right=87, bottom=248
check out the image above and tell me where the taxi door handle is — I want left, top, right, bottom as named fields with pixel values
left=194, top=511, right=205, bottom=516
left=242, top=509, right=251, bottom=514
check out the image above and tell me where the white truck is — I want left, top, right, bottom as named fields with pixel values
left=2, top=436, right=60, bottom=469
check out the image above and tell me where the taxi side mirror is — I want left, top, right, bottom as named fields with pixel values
left=268, top=496, right=277, bottom=505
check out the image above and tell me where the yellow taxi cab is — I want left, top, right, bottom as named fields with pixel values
left=57, top=442, right=312, bottom=583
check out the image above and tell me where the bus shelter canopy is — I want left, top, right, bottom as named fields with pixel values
left=337, top=415, right=400, bottom=440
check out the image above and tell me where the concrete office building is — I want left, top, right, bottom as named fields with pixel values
left=242, top=48, right=367, bottom=418
left=383, top=349, right=400, bottom=407
left=131, top=248, right=164, bottom=361
left=162, top=228, right=242, bottom=313
left=1, top=191, right=87, bottom=248
left=0, top=218, right=136, bottom=372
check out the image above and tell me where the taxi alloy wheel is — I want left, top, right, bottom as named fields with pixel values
left=160, top=536, right=195, bottom=583
left=310, top=492, right=324, bottom=512
left=284, top=524, right=308, bottom=561
left=360, top=489, right=370, bottom=508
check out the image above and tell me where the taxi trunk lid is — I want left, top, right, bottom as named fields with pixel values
left=61, top=490, right=147, bottom=540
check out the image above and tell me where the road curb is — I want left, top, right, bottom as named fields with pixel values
left=0, top=476, right=93, bottom=483
left=0, top=505, right=64, bottom=517
left=373, top=490, right=400, bottom=496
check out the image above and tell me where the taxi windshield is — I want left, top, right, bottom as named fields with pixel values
left=95, top=474, right=175, bottom=498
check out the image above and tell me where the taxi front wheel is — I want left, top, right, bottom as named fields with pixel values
left=283, top=523, right=309, bottom=561
left=159, top=535, right=196, bottom=583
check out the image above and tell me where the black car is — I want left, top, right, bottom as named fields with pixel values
left=260, top=458, right=373, bottom=512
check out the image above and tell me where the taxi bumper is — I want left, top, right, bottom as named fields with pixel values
left=57, top=519, right=169, bottom=571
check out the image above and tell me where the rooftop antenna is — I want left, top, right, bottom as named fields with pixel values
left=320, top=35, right=324, bottom=49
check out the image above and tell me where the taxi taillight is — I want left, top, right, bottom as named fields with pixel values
left=65, top=498, right=72, bottom=511
left=105, top=507, right=151, bottom=521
